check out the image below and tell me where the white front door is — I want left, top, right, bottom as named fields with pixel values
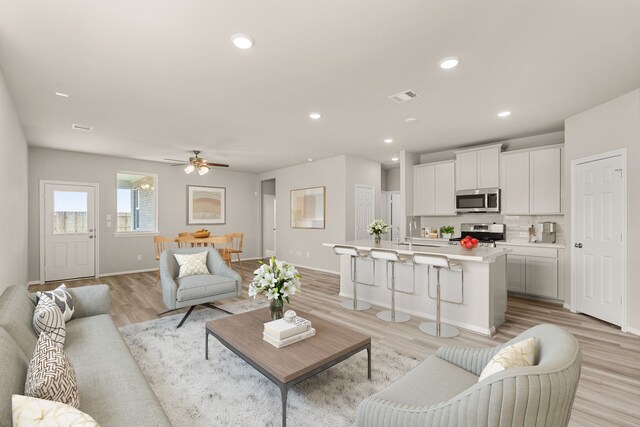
left=574, top=155, right=625, bottom=326
left=263, top=194, right=276, bottom=257
left=355, top=185, right=375, bottom=240
left=43, top=183, right=97, bottom=281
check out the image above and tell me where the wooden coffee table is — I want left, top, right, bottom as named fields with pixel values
left=205, top=307, right=371, bottom=426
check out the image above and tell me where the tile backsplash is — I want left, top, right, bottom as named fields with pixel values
left=418, top=213, right=565, bottom=243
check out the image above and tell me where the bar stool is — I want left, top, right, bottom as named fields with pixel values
left=413, top=252, right=463, bottom=338
left=369, top=248, right=414, bottom=323
left=333, top=245, right=372, bottom=311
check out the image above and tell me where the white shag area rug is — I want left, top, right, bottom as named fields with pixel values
left=119, top=300, right=420, bottom=427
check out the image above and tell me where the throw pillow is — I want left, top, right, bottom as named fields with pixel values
left=478, top=337, right=536, bottom=382
left=32, top=294, right=66, bottom=348
left=25, top=332, right=79, bottom=408
left=12, top=395, right=98, bottom=427
left=37, top=284, right=75, bottom=321
left=174, top=251, right=210, bottom=278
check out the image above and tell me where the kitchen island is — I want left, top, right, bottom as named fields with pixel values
left=323, top=240, right=510, bottom=336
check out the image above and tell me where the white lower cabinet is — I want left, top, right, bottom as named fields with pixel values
left=501, top=245, right=561, bottom=300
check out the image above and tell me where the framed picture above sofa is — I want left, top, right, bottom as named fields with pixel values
left=290, top=186, right=325, bottom=229
left=187, top=185, right=226, bottom=225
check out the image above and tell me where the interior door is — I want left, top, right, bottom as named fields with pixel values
left=574, top=155, right=624, bottom=326
left=44, top=183, right=96, bottom=281
left=355, top=185, right=375, bottom=240
left=263, top=194, right=276, bottom=257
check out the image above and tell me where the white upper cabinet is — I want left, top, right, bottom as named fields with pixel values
left=501, top=151, right=530, bottom=214
left=455, top=144, right=502, bottom=190
left=500, top=145, right=562, bottom=215
left=530, top=147, right=562, bottom=214
left=413, top=161, right=456, bottom=216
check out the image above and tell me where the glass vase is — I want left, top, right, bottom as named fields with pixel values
left=374, top=234, right=381, bottom=244
left=270, top=298, right=284, bottom=320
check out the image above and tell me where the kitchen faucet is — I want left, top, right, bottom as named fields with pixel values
left=408, top=218, right=417, bottom=251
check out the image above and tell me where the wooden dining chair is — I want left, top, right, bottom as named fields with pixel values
left=176, top=236, right=195, bottom=248
left=206, top=235, right=233, bottom=268
left=225, top=232, right=245, bottom=280
left=154, top=236, right=176, bottom=286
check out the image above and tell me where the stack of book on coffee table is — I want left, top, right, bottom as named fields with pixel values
left=263, top=316, right=315, bottom=348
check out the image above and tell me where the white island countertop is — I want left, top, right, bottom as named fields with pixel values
left=323, top=240, right=510, bottom=263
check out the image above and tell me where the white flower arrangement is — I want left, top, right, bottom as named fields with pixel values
left=249, top=257, right=301, bottom=303
left=367, top=219, right=390, bottom=236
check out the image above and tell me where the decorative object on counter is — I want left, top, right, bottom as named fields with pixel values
left=459, top=235, right=479, bottom=249
left=291, top=186, right=326, bottom=229
left=427, top=228, right=439, bottom=238
left=440, top=225, right=455, bottom=239
left=249, top=257, right=301, bottom=320
left=367, top=219, right=390, bottom=244
left=528, top=225, right=537, bottom=243
left=538, top=222, right=556, bottom=243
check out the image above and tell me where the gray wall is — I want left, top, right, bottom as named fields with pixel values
left=260, top=156, right=347, bottom=273
left=0, top=69, right=28, bottom=292
left=564, top=88, right=640, bottom=331
left=345, top=156, right=382, bottom=240
left=382, top=167, right=400, bottom=191
left=28, top=148, right=260, bottom=280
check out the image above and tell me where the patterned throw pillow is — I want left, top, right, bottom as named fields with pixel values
left=12, top=395, right=98, bottom=427
left=37, top=284, right=75, bottom=321
left=174, top=251, right=210, bottom=278
left=33, top=294, right=66, bottom=348
left=25, top=333, right=79, bottom=408
left=478, top=337, right=536, bottom=381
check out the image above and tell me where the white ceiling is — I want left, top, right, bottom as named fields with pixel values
left=1, top=0, right=639, bottom=173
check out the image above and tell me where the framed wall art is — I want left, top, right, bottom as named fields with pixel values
left=290, top=186, right=325, bottom=229
left=187, top=185, right=226, bottom=225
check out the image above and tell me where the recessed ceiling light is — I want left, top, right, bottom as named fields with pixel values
left=497, top=111, right=512, bottom=118
left=384, top=138, right=394, bottom=144
left=55, top=92, right=70, bottom=98
left=231, top=33, right=255, bottom=49
left=404, top=117, right=420, bottom=124
left=307, top=158, right=314, bottom=162
left=391, top=157, right=399, bottom=162
left=309, top=112, right=321, bottom=120
left=439, top=56, right=461, bottom=70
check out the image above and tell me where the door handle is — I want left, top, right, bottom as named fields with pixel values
left=89, top=235, right=94, bottom=239
left=89, top=228, right=94, bottom=232
left=574, top=243, right=582, bottom=248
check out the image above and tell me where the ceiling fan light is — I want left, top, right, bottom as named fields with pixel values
left=198, top=166, right=209, bottom=175
left=184, top=164, right=195, bottom=174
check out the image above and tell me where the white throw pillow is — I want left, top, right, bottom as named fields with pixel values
left=37, top=284, right=75, bottom=321
left=32, top=294, right=66, bottom=348
left=174, top=252, right=210, bottom=278
left=25, top=333, right=79, bottom=408
left=478, top=337, right=536, bottom=382
left=12, top=395, right=99, bottom=427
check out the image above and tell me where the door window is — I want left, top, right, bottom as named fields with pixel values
left=53, top=191, right=88, bottom=234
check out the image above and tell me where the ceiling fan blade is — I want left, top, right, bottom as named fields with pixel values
left=205, top=163, right=230, bottom=168
left=169, top=163, right=186, bottom=167
left=164, top=158, right=188, bottom=163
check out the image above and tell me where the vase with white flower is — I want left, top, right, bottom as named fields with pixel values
left=249, top=257, right=302, bottom=320
left=367, top=219, right=390, bottom=244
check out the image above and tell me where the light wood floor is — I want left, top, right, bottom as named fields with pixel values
left=32, top=260, right=640, bottom=427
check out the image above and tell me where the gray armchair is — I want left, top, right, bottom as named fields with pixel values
left=356, top=324, right=582, bottom=426
left=159, top=247, right=242, bottom=327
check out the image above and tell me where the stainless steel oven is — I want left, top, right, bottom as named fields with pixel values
left=455, top=188, right=500, bottom=213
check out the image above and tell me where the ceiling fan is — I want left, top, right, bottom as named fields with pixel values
left=164, top=151, right=229, bottom=175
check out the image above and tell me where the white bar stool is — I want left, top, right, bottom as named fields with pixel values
left=333, top=245, right=372, bottom=311
left=369, top=248, right=413, bottom=323
left=413, top=252, right=463, bottom=338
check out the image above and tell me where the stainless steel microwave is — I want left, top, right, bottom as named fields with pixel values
left=455, top=188, right=500, bottom=213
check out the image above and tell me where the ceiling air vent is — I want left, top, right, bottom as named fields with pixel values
left=71, top=124, right=93, bottom=132
left=387, top=90, right=421, bottom=104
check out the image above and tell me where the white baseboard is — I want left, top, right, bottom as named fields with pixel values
left=563, top=303, right=573, bottom=311
left=626, top=326, right=640, bottom=337
left=280, top=260, right=339, bottom=276
left=27, top=280, right=42, bottom=286
left=99, top=268, right=158, bottom=277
